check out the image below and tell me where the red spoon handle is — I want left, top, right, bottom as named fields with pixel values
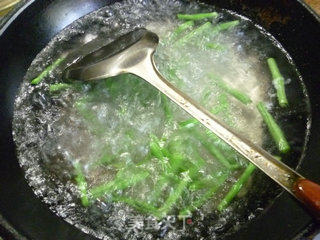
left=294, top=178, right=320, bottom=217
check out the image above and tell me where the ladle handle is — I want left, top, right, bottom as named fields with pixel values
left=128, top=55, right=320, bottom=219
left=294, top=178, right=320, bottom=218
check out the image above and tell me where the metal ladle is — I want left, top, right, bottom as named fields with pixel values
left=64, top=28, right=320, bottom=217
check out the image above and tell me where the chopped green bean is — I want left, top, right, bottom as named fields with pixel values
left=208, top=73, right=252, bottom=104
left=191, top=130, right=238, bottom=170
left=189, top=178, right=213, bottom=191
left=173, top=20, right=195, bottom=35
left=49, top=83, right=71, bottom=93
left=162, top=21, right=194, bottom=45
left=180, top=172, right=228, bottom=216
left=166, top=68, right=184, bottom=87
left=150, top=135, right=165, bottom=160
left=217, top=163, right=256, bottom=211
left=149, top=134, right=172, bottom=173
left=90, top=167, right=149, bottom=199
left=205, top=43, right=225, bottom=51
left=211, top=20, right=239, bottom=33
left=73, top=162, right=90, bottom=207
left=176, top=22, right=211, bottom=45
left=257, top=102, right=290, bottom=153
left=112, top=195, right=160, bottom=216
left=216, top=155, right=282, bottom=210
left=267, top=58, right=288, bottom=107
left=150, top=174, right=179, bottom=205
left=211, top=93, right=232, bottom=122
left=177, top=12, right=218, bottom=21
left=158, top=173, right=190, bottom=218
left=31, top=58, right=65, bottom=85
left=179, top=118, right=199, bottom=129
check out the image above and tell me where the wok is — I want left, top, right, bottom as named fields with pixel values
left=0, top=0, right=319, bottom=239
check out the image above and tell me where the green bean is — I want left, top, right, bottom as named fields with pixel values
left=88, top=148, right=120, bottom=170
left=203, top=141, right=238, bottom=170
left=208, top=73, right=252, bottom=104
left=150, top=174, right=179, bottom=205
left=205, top=43, right=225, bottom=51
left=189, top=178, right=214, bottom=191
left=179, top=118, right=199, bottom=129
left=257, top=102, right=290, bottom=153
left=31, top=57, right=65, bottom=85
left=217, top=163, right=256, bottom=211
left=168, top=152, right=184, bottom=173
left=176, top=22, right=211, bottom=45
left=90, top=167, right=149, bottom=199
left=173, top=20, right=195, bottom=35
left=211, top=93, right=230, bottom=116
left=166, top=139, right=197, bottom=174
left=162, top=21, right=194, bottom=45
left=112, top=195, right=160, bottom=216
left=149, top=134, right=171, bottom=173
left=167, top=67, right=184, bottom=87
left=191, top=130, right=238, bottom=170
left=211, top=20, right=239, bottom=33
left=267, top=58, right=288, bottom=107
left=217, top=155, right=281, bottom=210
left=179, top=95, right=231, bottom=129
left=158, top=173, right=190, bottom=218
left=150, top=135, right=164, bottom=159
left=180, top=172, right=228, bottom=216
left=177, top=12, right=218, bottom=21
left=73, top=162, right=90, bottom=207
left=49, top=83, right=71, bottom=93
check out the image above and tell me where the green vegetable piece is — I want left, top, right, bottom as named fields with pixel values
left=191, top=130, right=237, bottom=170
left=217, top=163, right=256, bottom=211
left=173, top=20, right=195, bottom=35
left=90, top=167, right=149, bottom=199
left=112, top=195, right=160, bottom=216
left=204, top=142, right=238, bottom=170
left=177, top=12, right=218, bottom=21
left=162, top=21, right=194, bottom=45
left=267, top=58, right=288, bottom=107
left=205, top=43, right=225, bottom=51
left=211, top=20, right=239, bottom=33
left=211, top=93, right=229, bottom=114
left=73, top=162, right=90, bottom=207
left=150, top=135, right=165, bottom=160
left=167, top=67, right=184, bottom=87
left=180, top=172, right=228, bottom=216
left=31, top=57, right=65, bottom=85
left=208, top=73, right=252, bottom=104
left=149, top=134, right=172, bottom=173
left=49, top=83, right=71, bottom=93
left=257, top=102, right=290, bottom=153
left=177, top=22, right=212, bottom=44
left=150, top=174, right=179, bottom=205
left=179, top=118, right=199, bottom=129
left=158, top=173, right=190, bottom=218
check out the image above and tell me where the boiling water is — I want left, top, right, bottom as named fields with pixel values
left=12, top=0, right=311, bottom=239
